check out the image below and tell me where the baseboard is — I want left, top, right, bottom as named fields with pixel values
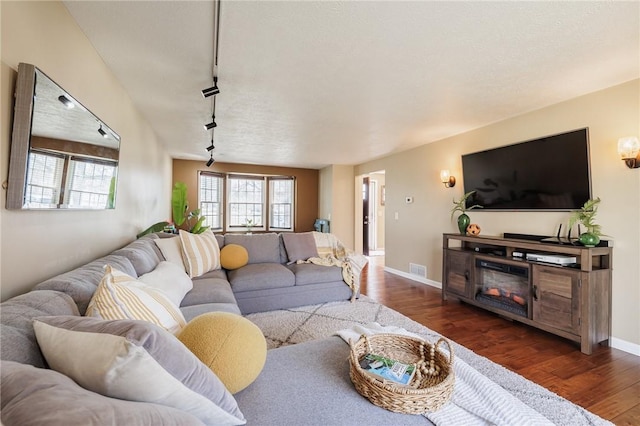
left=383, top=266, right=442, bottom=289
left=610, top=337, right=640, bottom=356
left=383, top=267, right=640, bottom=357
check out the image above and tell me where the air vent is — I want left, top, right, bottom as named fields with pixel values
left=409, top=263, right=427, bottom=278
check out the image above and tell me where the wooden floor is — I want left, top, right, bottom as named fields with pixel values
left=360, top=256, right=640, bottom=425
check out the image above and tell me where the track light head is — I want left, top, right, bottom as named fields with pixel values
left=204, top=114, right=217, bottom=131
left=58, top=95, right=74, bottom=109
left=207, top=142, right=215, bottom=152
left=206, top=156, right=215, bottom=167
left=202, top=84, right=220, bottom=98
left=98, top=125, right=108, bottom=138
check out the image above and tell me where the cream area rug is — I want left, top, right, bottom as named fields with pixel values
left=245, top=296, right=611, bottom=426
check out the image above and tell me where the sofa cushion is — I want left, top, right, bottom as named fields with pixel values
left=220, top=244, right=249, bottom=270
left=224, top=233, right=281, bottom=264
left=181, top=303, right=242, bottom=321
left=282, top=232, right=318, bottom=264
left=112, top=234, right=164, bottom=276
left=287, top=263, right=344, bottom=286
left=33, top=254, right=136, bottom=315
left=0, top=290, right=79, bottom=367
left=139, top=261, right=193, bottom=307
left=179, top=230, right=221, bottom=278
left=0, top=360, right=206, bottom=426
left=86, top=265, right=186, bottom=335
left=178, top=312, right=267, bottom=394
left=154, top=236, right=187, bottom=271
left=197, top=268, right=228, bottom=280
left=181, top=279, right=238, bottom=307
left=33, top=316, right=246, bottom=426
left=227, top=263, right=295, bottom=293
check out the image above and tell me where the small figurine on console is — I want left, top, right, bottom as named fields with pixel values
left=466, top=223, right=481, bottom=236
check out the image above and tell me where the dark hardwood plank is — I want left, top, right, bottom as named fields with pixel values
left=360, top=256, right=640, bottom=423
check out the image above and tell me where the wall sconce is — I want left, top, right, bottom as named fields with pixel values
left=440, top=170, right=456, bottom=188
left=97, top=124, right=108, bottom=138
left=618, top=136, right=640, bottom=169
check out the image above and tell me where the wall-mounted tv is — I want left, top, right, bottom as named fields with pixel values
left=462, top=128, right=591, bottom=211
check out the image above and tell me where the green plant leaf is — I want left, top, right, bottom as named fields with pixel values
left=106, top=176, right=116, bottom=209
left=568, top=197, right=603, bottom=236
left=190, top=215, right=207, bottom=234
left=450, top=191, right=481, bottom=221
left=172, top=182, right=188, bottom=226
left=136, top=221, right=170, bottom=239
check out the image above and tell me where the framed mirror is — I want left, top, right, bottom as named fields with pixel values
left=6, top=63, right=120, bottom=210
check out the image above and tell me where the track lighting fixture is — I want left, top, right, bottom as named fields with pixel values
left=97, top=124, right=108, bottom=138
left=202, top=77, right=220, bottom=98
left=206, top=153, right=215, bottom=167
left=58, top=95, right=74, bottom=109
left=204, top=114, right=217, bottom=130
left=207, top=139, right=215, bottom=151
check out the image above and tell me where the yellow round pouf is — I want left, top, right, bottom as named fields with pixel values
left=178, top=312, right=266, bottom=394
left=219, top=244, right=249, bottom=270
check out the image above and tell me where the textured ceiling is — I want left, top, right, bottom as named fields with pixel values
left=63, top=1, right=639, bottom=169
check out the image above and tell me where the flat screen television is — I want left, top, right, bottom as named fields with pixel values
left=461, top=128, right=591, bottom=211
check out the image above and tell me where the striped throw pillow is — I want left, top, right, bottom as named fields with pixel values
left=179, top=229, right=221, bottom=278
left=86, top=265, right=186, bottom=334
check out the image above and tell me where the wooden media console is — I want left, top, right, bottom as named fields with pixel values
left=442, top=233, right=612, bottom=355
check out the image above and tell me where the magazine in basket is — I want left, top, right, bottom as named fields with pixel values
left=359, top=353, right=416, bottom=386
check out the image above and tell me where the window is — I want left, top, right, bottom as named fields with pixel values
left=269, top=178, right=294, bottom=231
left=199, top=173, right=223, bottom=231
left=227, top=176, right=264, bottom=231
left=25, top=151, right=64, bottom=208
left=66, top=159, right=117, bottom=209
left=198, top=173, right=295, bottom=232
left=24, top=151, right=116, bottom=209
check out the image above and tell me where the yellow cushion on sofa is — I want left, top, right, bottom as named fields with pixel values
left=178, top=312, right=266, bottom=394
left=219, top=244, right=249, bottom=270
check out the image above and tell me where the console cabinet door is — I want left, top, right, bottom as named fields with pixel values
left=444, top=250, right=472, bottom=298
left=532, top=265, right=580, bottom=335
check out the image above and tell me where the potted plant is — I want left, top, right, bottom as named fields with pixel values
left=450, top=191, right=482, bottom=235
left=244, top=218, right=255, bottom=234
left=568, top=197, right=603, bottom=247
left=171, top=182, right=208, bottom=234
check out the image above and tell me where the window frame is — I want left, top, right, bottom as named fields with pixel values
left=197, top=172, right=296, bottom=233
left=268, top=176, right=295, bottom=232
left=198, top=171, right=225, bottom=232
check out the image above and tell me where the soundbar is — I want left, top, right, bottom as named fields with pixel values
left=504, top=231, right=612, bottom=247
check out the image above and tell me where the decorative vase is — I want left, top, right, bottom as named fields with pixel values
left=579, top=232, right=600, bottom=247
left=457, top=214, right=470, bottom=235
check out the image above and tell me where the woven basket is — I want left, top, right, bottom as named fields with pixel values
left=349, top=333, right=455, bottom=414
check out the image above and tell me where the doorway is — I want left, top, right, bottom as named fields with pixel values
left=355, top=171, right=385, bottom=257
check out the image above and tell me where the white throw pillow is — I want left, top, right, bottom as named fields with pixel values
left=139, top=261, right=193, bottom=307
left=33, top=316, right=246, bottom=426
left=86, top=265, right=186, bottom=334
left=179, top=229, right=221, bottom=278
left=154, top=236, right=187, bottom=271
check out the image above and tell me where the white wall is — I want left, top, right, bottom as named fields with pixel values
left=319, top=165, right=354, bottom=248
left=355, top=79, right=640, bottom=350
left=1, top=1, right=172, bottom=301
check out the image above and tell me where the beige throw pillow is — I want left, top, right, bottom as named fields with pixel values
left=33, top=316, right=246, bottom=425
left=154, top=236, right=187, bottom=271
left=179, top=229, right=221, bottom=278
left=86, top=265, right=186, bottom=334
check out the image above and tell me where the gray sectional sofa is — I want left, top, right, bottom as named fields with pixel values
left=30, top=232, right=354, bottom=319
left=2, top=232, right=419, bottom=426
